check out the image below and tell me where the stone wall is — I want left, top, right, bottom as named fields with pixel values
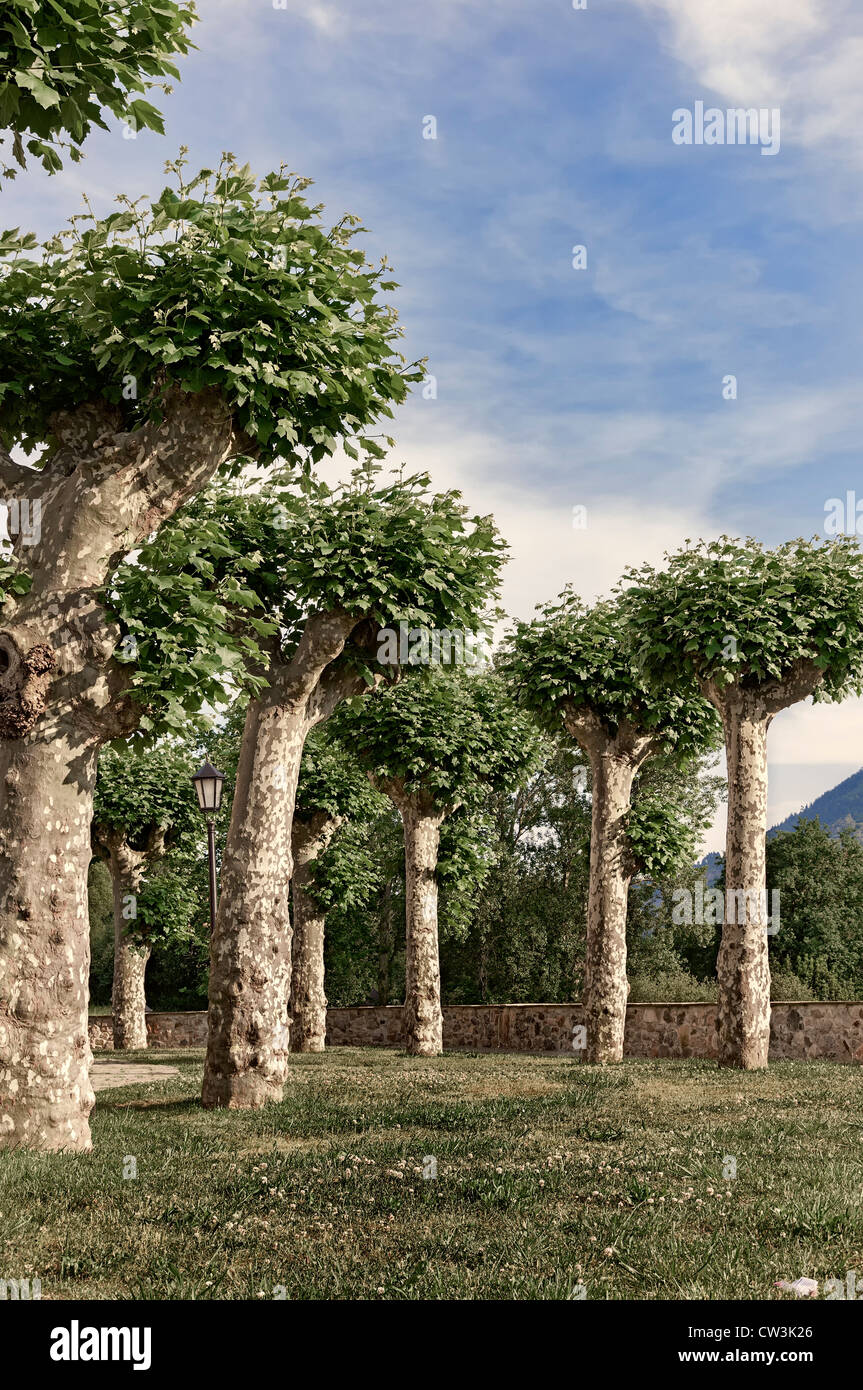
left=88, top=1010, right=208, bottom=1051
left=89, top=1002, right=863, bottom=1061
left=326, top=1001, right=863, bottom=1061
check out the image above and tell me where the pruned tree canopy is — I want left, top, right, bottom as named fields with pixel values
left=0, top=154, right=418, bottom=463
left=337, top=666, right=541, bottom=811
left=107, top=468, right=507, bottom=732
left=93, top=736, right=201, bottom=843
left=296, top=723, right=384, bottom=827
left=500, top=588, right=719, bottom=755
left=622, top=535, right=863, bottom=705
left=92, top=735, right=204, bottom=950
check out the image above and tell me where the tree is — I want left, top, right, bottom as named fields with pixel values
left=625, top=536, right=863, bottom=1067
left=625, top=752, right=726, bottom=1001
left=91, top=737, right=201, bottom=1049
left=318, top=804, right=405, bottom=1008
left=441, top=733, right=724, bottom=1008
left=0, top=155, right=416, bottom=1151
left=452, top=735, right=592, bottom=1005
left=501, top=593, right=718, bottom=1063
left=0, top=0, right=196, bottom=177
left=336, top=668, right=539, bottom=1055
left=288, top=726, right=384, bottom=1052
left=114, top=468, right=505, bottom=1104
left=766, top=818, right=863, bottom=997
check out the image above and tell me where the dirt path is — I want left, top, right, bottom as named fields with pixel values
left=91, top=1062, right=180, bottom=1092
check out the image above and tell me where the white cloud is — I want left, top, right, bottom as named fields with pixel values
left=632, top=0, right=863, bottom=163
left=770, top=693, right=863, bottom=764
left=315, top=417, right=710, bottom=622
left=377, top=420, right=712, bottom=617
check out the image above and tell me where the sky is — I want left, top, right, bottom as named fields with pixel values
left=8, top=0, right=863, bottom=849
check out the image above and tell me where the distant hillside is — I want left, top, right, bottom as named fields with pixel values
left=768, top=767, right=863, bottom=843
left=697, top=850, right=723, bottom=886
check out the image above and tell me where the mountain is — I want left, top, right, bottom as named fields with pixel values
left=768, top=767, right=863, bottom=842
left=698, top=850, right=723, bottom=886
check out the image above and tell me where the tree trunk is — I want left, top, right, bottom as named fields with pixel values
left=92, top=826, right=169, bottom=1051
left=478, top=935, right=489, bottom=1002
left=717, top=705, right=771, bottom=1069
left=201, top=613, right=366, bottom=1110
left=561, top=707, right=654, bottom=1067
left=289, top=813, right=339, bottom=1053
left=400, top=797, right=445, bottom=1056
left=202, top=696, right=302, bottom=1107
left=700, top=660, right=824, bottom=1072
left=112, top=937, right=151, bottom=1051
left=377, top=880, right=394, bottom=1006
left=582, top=751, right=637, bottom=1064
left=288, top=869, right=326, bottom=1052
left=0, top=731, right=98, bottom=1151
left=93, top=834, right=160, bottom=1052
left=0, top=389, right=240, bottom=1151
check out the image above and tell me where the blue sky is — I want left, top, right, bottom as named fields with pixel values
left=9, top=0, right=863, bottom=846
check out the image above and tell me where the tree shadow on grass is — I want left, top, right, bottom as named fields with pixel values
left=101, top=1097, right=200, bottom=1112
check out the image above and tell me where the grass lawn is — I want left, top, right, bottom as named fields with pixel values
left=2, top=1048, right=862, bottom=1301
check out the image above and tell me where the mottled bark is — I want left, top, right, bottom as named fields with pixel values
left=202, top=696, right=302, bottom=1107
left=91, top=828, right=167, bottom=1051
left=583, top=751, right=638, bottom=1063
left=377, top=880, right=395, bottom=1006
left=0, top=389, right=240, bottom=1151
left=563, top=706, right=654, bottom=1066
left=112, top=936, right=150, bottom=1051
left=289, top=812, right=340, bottom=1052
left=202, top=616, right=370, bottom=1108
left=380, top=784, right=446, bottom=1056
left=0, top=731, right=97, bottom=1151
left=717, top=705, right=770, bottom=1069
left=701, top=660, right=823, bottom=1070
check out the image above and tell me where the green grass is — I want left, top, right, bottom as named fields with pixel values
left=2, top=1048, right=863, bottom=1300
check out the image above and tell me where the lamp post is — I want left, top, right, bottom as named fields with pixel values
left=192, top=760, right=226, bottom=935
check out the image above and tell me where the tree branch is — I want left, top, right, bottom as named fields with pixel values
left=700, top=658, right=825, bottom=718
left=561, top=701, right=612, bottom=755
left=562, top=700, right=657, bottom=764
left=277, top=610, right=362, bottom=708
left=21, top=387, right=239, bottom=600
left=0, top=447, right=46, bottom=493
left=292, top=810, right=344, bottom=860
left=755, top=657, right=825, bottom=715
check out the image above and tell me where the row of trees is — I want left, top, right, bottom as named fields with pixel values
left=92, top=719, right=863, bottom=1034
left=502, top=540, right=863, bottom=1066
left=4, top=1, right=863, bottom=1153
left=89, top=708, right=720, bottom=1027
left=86, top=521, right=863, bottom=1088
left=4, top=170, right=863, bottom=1144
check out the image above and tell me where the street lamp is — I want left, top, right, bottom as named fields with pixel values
left=192, top=760, right=226, bottom=935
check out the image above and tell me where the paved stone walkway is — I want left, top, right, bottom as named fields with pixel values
left=91, top=1063, right=180, bottom=1092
